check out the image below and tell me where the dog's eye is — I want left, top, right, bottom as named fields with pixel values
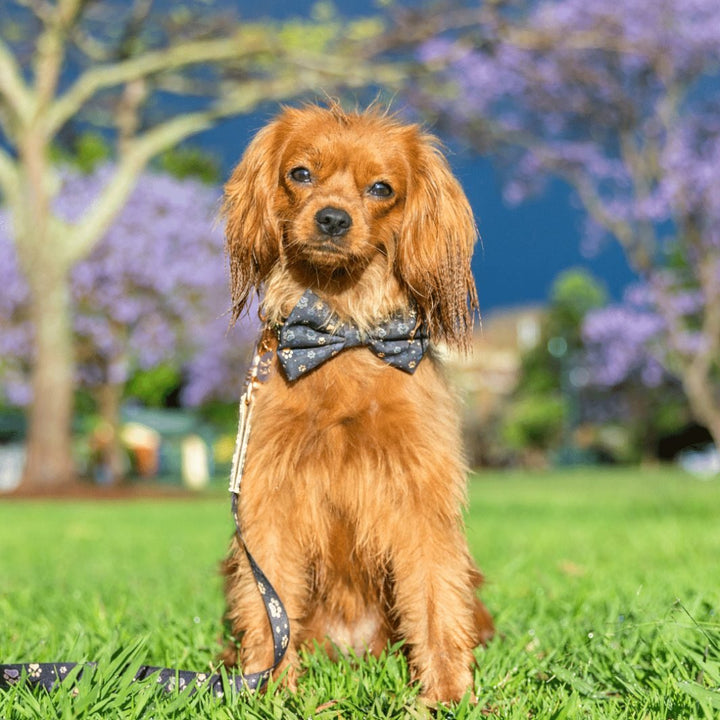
left=368, top=181, right=393, bottom=198
left=289, top=167, right=312, bottom=184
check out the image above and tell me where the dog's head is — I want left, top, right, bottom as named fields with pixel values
left=224, top=103, right=478, bottom=347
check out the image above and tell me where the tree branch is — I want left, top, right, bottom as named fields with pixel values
left=696, top=258, right=720, bottom=367
left=32, top=0, right=82, bottom=111
left=501, top=23, right=666, bottom=61
left=0, top=37, right=33, bottom=121
left=45, top=28, right=280, bottom=136
left=651, top=257, right=720, bottom=437
left=570, top=175, right=636, bottom=249
left=275, top=50, right=408, bottom=90
left=67, top=74, right=303, bottom=260
left=67, top=118, right=212, bottom=262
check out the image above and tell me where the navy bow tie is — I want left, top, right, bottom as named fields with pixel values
left=276, top=290, right=429, bottom=381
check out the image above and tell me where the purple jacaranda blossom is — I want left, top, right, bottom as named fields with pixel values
left=412, top=0, right=720, bottom=445
left=414, top=0, right=720, bottom=250
left=582, top=277, right=707, bottom=389
left=582, top=296, right=666, bottom=388
left=0, top=166, right=257, bottom=407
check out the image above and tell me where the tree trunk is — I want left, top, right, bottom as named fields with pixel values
left=20, top=265, right=77, bottom=489
left=683, top=367, right=720, bottom=455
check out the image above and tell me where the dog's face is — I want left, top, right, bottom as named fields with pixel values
left=224, top=104, right=479, bottom=348
left=275, top=112, right=408, bottom=273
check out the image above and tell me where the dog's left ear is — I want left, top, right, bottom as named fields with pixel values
left=396, top=130, right=479, bottom=349
left=223, top=120, right=284, bottom=321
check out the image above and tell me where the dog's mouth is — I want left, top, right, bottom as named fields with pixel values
left=302, top=244, right=359, bottom=274
left=310, top=239, right=345, bottom=255
left=284, top=233, right=377, bottom=291
left=287, top=233, right=359, bottom=267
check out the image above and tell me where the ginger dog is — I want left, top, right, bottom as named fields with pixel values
left=221, top=103, right=493, bottom=704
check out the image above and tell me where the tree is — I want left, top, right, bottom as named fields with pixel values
left=0, top=166, right=257, bottom=482
left=0, top=0, right=402, bottom=488
left=409, top=0, right=720, bottom=449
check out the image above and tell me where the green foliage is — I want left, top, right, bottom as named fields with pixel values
left=652, top=392, right=693, bottom=437
left=74, top=134, right=113, bottom=174
left=0, top=406, right=25, bottom=440
left=310, top=1, right=338, bottom=22
left=518, top=268, right=606, bottom=399
left=50, top=132, right=222, bottom=184
left=124, top=365, right=183, bottom=408
left=197, top=400, right=242, bottom=428
left=51, top=132, right=112, bottom=173
left=515, top=346, right=558, bottom=396
left=276, top=5, right=385, bottom=55
left=501, top=268, right=608, bottom=460
left=156, top=147, right=222, bottom=184
left=344, top=17, right=386, bottom=42
left=501, top=394, right=565, bottom=450
left=546, top=268, right=608, bottom=351
left=2, top=468, right=719, bottom=718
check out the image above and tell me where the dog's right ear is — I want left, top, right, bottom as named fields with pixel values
left=223, top=121, right=283, bottom=321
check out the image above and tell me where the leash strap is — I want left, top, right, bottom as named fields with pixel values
left=226, top=339, right=290, bottom=677
left=1, top=342, right=289, bottom=695
left=2, top=662, right=243, bottom=695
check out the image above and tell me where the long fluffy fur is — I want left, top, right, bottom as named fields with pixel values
left=221, top=103, right=493, bottom=704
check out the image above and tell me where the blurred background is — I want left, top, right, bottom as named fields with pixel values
left=1, top=0, right=719, bottom=493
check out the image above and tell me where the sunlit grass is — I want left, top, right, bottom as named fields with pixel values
left=1, top=467, right=719, bottom=718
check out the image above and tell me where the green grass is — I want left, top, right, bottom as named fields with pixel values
left=1, top=467, right=719, bottom=718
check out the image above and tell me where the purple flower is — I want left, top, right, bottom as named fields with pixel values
left=414, top=0, right=720, bottom=423
left=0, top=166, right=258, bottom=406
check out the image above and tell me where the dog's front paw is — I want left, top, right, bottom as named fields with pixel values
left=272, top=655, right=299, bottom=692
left=418, top=666, right=476, bottom=706
left=218, top=643, right=239, bottom=669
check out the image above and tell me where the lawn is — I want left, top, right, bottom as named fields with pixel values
left=1, top=467, right=719, bottom=718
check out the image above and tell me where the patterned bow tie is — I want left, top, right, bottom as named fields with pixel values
left=276, top=290, right=429, bottom=381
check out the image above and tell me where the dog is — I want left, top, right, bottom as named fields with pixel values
left=220, top=103, right=494, bottom=704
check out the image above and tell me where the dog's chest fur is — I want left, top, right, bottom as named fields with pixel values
left=247, top=348, right=454, bottom=490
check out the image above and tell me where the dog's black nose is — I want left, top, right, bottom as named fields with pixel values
left=315, top=207, right=352, bottom=237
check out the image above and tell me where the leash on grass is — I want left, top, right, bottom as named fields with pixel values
left=0, top=342, right=288, bottom=695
